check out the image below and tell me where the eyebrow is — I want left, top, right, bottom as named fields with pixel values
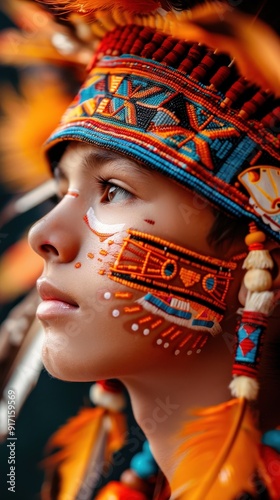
left=56, top=145, right=153, bottom=180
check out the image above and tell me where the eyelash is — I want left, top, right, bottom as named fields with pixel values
left=50, top=178, right=132, bottom=206
left=98, top=178, right=132, bottom=203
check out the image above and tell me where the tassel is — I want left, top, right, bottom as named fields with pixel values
left=229, top=375, right=259, bottom=400
left=171, top=398, right=275, bottom=500
left=243, top=249, right=274, bottom=270
left=42, top=381, right=127, bottom=500
left=243, top=226, right=274, bottom=271
left=230, top=222, right=274, bottom=401
left=245, top=291, right=275, bottom=315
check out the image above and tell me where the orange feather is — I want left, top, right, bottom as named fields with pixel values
left=171, top=398, right=276, bottom=500
left=168, top=4, right=280, bottom=97
left=42, top=407, right=127, bottom=500
left=41, top=0, right=160, bottom=14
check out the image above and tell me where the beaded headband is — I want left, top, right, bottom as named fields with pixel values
left=44, top=17, right=280, bottom=243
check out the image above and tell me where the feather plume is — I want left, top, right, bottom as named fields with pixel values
left=41, top=0, right=160, bottom=15
left=42, top=407, right=127, bottom=500
left=170, top=398, right=276, bottom=500
left=168, top=4, right=280, bottom=96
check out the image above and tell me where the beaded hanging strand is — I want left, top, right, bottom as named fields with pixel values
left=229, top=222, right=275, bottom=401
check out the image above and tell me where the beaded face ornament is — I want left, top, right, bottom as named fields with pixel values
left=82, top=204, right=242, bottom=354
left=108, top=229, right=239, bottom=337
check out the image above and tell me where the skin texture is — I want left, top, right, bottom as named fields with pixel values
left=28, top=142, right=280, bottom=481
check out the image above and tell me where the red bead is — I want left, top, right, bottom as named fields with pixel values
left=225, top=77, right=248, bottom=103
left=240, top=89, right=270, bottom=118
left=261, top=445, right=280, bottom=497
left=178, top=43, right=204, bottom=73
left=262, top=106, right=280, bottom=130
left=95, top=481, right=149, bottom=500
left=98, top=380, right=123, bottom=393
left=210, top=66, right=231, bottom=89
left=190, top=52, right=216, bottom=81
left=162, top=40, right=188, bottom=67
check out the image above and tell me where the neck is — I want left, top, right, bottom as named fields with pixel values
left=121, top=331, right=233, bottom=483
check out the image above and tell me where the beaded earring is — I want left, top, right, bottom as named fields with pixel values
left=170, top=222, right=278, bottom=500
left=229, top=222, right=274, bottom=401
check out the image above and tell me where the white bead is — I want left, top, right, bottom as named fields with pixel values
left=89, top=383, right=126, bottom=411
left=112, top=309, right=120, bottom=317
left=163, top=342, right=169, bottom=348
left=143, top=329, right=150, bottom=336
left=244, top=269, right=272, bottom=292
left=104, top=292, right=111, bottom=300
left=156, top=339, right=163, bottom=345
left=131, top=323, right=139, bottom=331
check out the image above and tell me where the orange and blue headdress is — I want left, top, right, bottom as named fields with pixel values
left=44, top=1, right=280, bottom=244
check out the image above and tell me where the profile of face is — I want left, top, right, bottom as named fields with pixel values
left=28, top=142, right=246, bottom=382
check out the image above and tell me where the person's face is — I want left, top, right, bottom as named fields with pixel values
left=29, top=142, right=245, bottom=381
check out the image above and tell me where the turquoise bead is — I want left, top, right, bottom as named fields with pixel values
left=130, top=452, right=158, bottom=479
left=142, top=440, right=152, bottom=456
left=262, top=429, right=280, bottom=453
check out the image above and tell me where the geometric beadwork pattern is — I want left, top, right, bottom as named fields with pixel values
left=235, top=323, right=262, bottom=364
left=232, top=311, right=267, bottom=379
left=109, top=229, right=238, bottom=335
left=102, top=290, right=209, bottom=356
left=46, top=52, right=280, bottom=243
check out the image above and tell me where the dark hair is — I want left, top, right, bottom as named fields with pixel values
left=207, top=209, right=248, bottom=250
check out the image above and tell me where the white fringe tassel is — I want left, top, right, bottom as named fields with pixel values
left=245, top=291, right=275, bottom=315
left=229, top=376, right=259, bottom=400
left=242, top=249, right=274, bottom=270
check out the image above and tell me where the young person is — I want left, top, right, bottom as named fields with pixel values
left=28, top=1, right=280, bottom=498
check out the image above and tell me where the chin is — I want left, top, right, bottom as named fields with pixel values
left=41, top=341, right=111, bottom=383
left=41, top=342, right=81, bottom=381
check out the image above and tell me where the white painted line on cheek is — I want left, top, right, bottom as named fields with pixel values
left=86, top=207, right=126, bottom=234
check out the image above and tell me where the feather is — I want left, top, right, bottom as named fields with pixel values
left=40, top=0, right=160, bottom=15
left=169, top=4, right=280, bottom=96
left=170, top=398, right=276, bottom=500
left=42, top=407, right=127, bottom=500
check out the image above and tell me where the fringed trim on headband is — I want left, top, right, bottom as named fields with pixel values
left=86, top=23, right=279, bottom=131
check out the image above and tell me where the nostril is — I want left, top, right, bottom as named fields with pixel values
left=41, top=243, right=59, bottom=256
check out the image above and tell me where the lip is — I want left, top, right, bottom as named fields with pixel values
left=36, top=278, right=79, bottom=319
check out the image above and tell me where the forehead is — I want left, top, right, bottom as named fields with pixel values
left=56, top=141, right=150, bottom=178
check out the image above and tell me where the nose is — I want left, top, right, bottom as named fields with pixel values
left=28, top=202, right=81, bottom=263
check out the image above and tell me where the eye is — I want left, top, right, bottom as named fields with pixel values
left=101, top=182, right=133, bottom=203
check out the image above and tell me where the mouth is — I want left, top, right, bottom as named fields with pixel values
left=36, top=278, right=79, bottom=319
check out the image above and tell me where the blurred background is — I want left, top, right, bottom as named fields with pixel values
left=0, top=3, right=144, bottom=498
left=0, top=4, right=93, bottom=499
